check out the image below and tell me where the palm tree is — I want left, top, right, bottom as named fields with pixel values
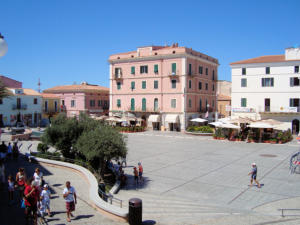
left=0, top=79, right=10, bottom=99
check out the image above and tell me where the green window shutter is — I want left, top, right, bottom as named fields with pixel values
left=117, top=82, right=121, bottom=90
left=117, top=99, right=121, bottom=108
left=188, top=64, right=192, bottom=75
left=142, top=81, right=146, bottom=89
left=241, top=98, right=247, bottom=107
left=131, top=66, right=135, bottom=74
left=131, top=98, right=135, bottom=111
left=142, top=98, right=146, bottom=111
left=154, top=64, right=158, bottom=73
left=154, top=80, right=158, bottom=89
left=172, top=63, right=176, bottom=74
left=131, top=81, right=135, bottom=90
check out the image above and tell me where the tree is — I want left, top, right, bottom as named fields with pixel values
left=0, top=79, right=11, bottom=99
left=42, top=113, right=83, bottom=158
left=75, top=125, right=127, bottom=180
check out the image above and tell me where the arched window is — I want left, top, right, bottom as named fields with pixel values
left=154, top=98, right=158, bottom=111
left=142, top=98, right=146, bottom=111
left=131, top=98, right=135, bottom=111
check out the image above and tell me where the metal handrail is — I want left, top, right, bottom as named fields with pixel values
left=278, top=208, right=300, bottom=217
left=98, top=188, right=123, bottom=208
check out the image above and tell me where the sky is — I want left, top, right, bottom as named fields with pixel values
left=0, top=0, right=299, bottom=91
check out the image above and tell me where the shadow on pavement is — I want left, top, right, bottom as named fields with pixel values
left=142, top=220, right=156, bottom=225
left=122, top=174, right=151, bottom=191
left=73, top=214, right=94, bottom=220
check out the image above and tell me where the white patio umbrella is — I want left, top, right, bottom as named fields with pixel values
left=190, top=118, right=208, bottom=123
left=209, top=121, right=224, bottom=127
left=247, top=123, right=274, bottom=129
left=218, top=117, right=231, bottom=124
left=219, top=123, right=240, bottom=129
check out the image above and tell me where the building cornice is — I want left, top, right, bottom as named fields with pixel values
left=230, top=60, right=300, bottom=68
left=109, top=53, right=219, bottom=66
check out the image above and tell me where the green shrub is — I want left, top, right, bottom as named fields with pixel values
left=37, top=143, right=49, bottom=153
left=198, top=126, right=213, bottom=133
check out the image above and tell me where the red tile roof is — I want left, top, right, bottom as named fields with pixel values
left=41, top=93, right=60, bottom=99
left=43, top=83, right=109, bottom=94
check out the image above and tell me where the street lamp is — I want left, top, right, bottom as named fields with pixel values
left=0, top=33, right=8, bottom=57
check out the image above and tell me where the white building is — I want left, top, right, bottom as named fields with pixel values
left=230, top=47, right=300, bottom=134
left=0, top=88, right=42, bottom=127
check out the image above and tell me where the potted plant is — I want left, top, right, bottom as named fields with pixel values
left=277, top=131, right=283, bottom=144
left=270, top=138, right=277, bottom=144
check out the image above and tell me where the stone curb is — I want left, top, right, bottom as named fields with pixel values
left=32, top=157, right=128, bottom=219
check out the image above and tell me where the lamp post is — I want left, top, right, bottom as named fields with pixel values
left=0, top=33, right=8, bottom=57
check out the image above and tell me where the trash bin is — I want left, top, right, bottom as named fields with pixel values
left=128, top=198, right=142, bottom=225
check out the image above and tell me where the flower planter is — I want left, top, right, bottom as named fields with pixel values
left=270, top=141, right=277, bottom=144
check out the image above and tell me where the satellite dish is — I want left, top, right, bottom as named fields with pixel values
left=0, top=35, right=8, bottom=57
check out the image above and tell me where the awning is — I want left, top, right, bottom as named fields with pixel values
left=247, top=122, right=274, bottom=129
left=165, top=114, right=179, bottom=123
left=190, top=118, right=207, bottom=123
left=148, top=115, right=161, bottom=123
left=219, top=123, right=240, bottom=129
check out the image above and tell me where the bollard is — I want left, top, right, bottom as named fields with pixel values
left=128, top=198, right=142, bottom=225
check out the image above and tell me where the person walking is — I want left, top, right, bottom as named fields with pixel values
left=7, top=142, right=12, bottom=160
left=33, top=168, right=43, bottom=188
left=248, top=163, right=261, bottom=188
left=133, top=167, right=138, bottom=189
left=0, top=141, right=7, bottom=161
left=40, top=184, right=51, bottom=217
left=16, top=168, right=27, bottom=200
left=12, top=142, right=19, bottom=161
left=63, top=181, right=77, bottom=222
left=138, top=162, right=143, bottom=182
left=7, top=175, right=15, bottom=205
left=24, top=181, right=40, bottom=225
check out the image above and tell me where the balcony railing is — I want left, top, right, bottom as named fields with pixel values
left=114, top=73, right=123, bottom=80
left=12, top=104, right=27, bottom=110
left=168, top=70, right=180, bottom=77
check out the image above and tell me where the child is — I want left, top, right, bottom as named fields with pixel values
left=133, top=167, right=138, bottom=188
left=138, top=162, right=143, bottom=182
left=40, top=184, right=51, bottom=217
left=7, top=175, right=15, bottom=205
left=248, top=163, right=261, bottom=188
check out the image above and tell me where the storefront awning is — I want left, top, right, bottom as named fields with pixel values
left=165, top=114, right=179, bottom=123
left=148, top=115, right=161, bottom=123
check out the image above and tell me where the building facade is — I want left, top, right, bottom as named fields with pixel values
left=216, top=80, right=231, bottom=118
left=0, top=88, right=42, bottom=127
left=0, top=75, right=22, bottom=88
left=43, top=82, right=109, bottom=117
left=230, top=47, right=300, bottom=134
left=109, top=44, right=219, bottom=131
left=41, top=93, right=61, bottom=123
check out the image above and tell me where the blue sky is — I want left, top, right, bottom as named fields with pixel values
left=0, top=0, right=299, bottom=91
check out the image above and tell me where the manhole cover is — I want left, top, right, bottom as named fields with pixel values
left=260, top=154, right=277, bottom=158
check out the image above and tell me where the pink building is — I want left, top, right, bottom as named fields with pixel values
left=109, top=44, right=219, bottom=131
left=43, top=82, right=109, bottom=117
left=0, top=75, right=22, bottom=88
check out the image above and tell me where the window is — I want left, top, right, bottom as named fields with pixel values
left=62, top=100, right=65, bottom=106
left=290, top=77, right=300, bottom=86
left=140, top=65, right=148, bottom=74
left=212, top=100, right=215, bottom=108
left=142, top=98, right=146, bottom=111
left=172, top=63, right=176, bottom=75
left=98, top=100, right=102, bottom=106
left=103, top=100, right=108, bottom=108
left=205, top=83, right=208, bottom=90
left=130, top=98, right=135, bottom=111
left=154, top=64, right=158, bottom=74
left=115, top=68, right=122, bottom=76
left=199, top=99, right=202, bottom=111
left=117, top=82, right=121, bottom=90
left=171, top=99, right=176, bottom=108
left=54, top=101, right=58, bottom=112
left=205, top=99, right=208, bottom=111
left=266, top=67, right=270, bottom=74
left=212, top=70, right=215, bottom=80
left=241, top=98, right=247, bottom=107
left=212, top=84, right=215, bottom=91
left=131, top=66, right=135, bottom=75
left=241, top=78, right=247, bottom=87
left=154, top=98, right=158, bottom=111
left=90, top=100, right=95, bottom=107
left=34, top=98, right=38, bottom=104
left=0, top=98, right=2, bottom=104
left=71, top=100, right=75, bottom=107
left=290, top=98, right=300, bottom=107
left=198, top=82, right=202, bottom=90
left=188, top=64, right=192, bottom=75
left=205, top=68, right=208, bottom=75
left=262, top=78, right=274, bottom=87
left=295, top=66, right=299, bottom=73
left=199, top=66, right=203, bottom=74
left=117, top=99, right=121, bottom=108
left=154, top=80, right=158, bottom=89
left=188, top=80, right=192, bottom=89
left=131, top=81, right=135, bottom=90
left=142, top=81, right=146, bottom=89
left=242, top=68, right=246, bottom=75
left=171, top=79, right=176, bottom=89
left=44, top=101, right=48, bottom=112
left=188, top=98, right=192, bottom=108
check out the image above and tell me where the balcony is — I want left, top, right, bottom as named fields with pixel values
left=12, top=104, right=27, bottom=110
left=188, top=70, right=196, bottom=77
left=114, top=73, right=123, bottom=80
left=168, top=70, right=180, bottom=78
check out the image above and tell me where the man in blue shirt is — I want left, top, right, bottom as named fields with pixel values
left=248, top=163, right=261, bottom=188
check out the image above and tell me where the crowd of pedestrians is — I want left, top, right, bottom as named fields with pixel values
left=0, top=140, right=78, bottom=224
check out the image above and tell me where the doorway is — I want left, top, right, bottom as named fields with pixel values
left=292, top=119, right=299, bottom=134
